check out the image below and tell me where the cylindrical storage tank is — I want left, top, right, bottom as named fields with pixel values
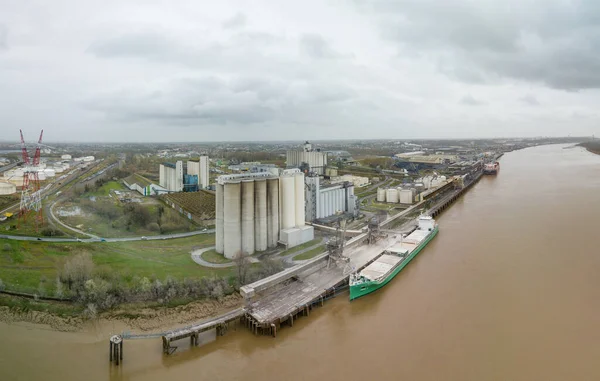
left=281, top=175, right=295, bottom=229
left=267, top=178, right=280, bottom=248
left=376, top=188, right=386, bottom=202
left=254, top=179, right=268, bottom=252
left=386, top=188, right=399, bottom=203
left=294, top=173, right=305, bottom=227
left=0, top=181, right=16, bottom=195
left=241, top=180, right=255, bottom=255
left=215, top=183, right=224, bottom=254
left=223, top=181, right=242, bottom=259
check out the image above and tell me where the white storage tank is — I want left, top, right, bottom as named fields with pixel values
left=399, top=189, right=414, bottom=204
left=61, top=154, right=72, bottom=160
left=43, top=169, right=56, bottom=177
left=0, top=181, right=16, bottom=195
left=386, top=188, right=399, bottom=203
left=376, top=188, right=386, bottom=202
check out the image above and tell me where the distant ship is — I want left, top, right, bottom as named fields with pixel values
left=483, top=161, right=500, bottom=175
left=349, top=216, right=438, bottom=301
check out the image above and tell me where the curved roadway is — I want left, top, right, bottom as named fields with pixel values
left=0, top=229, right=215, bottom=243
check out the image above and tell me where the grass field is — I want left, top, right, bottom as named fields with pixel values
left=0, top=234, right=232, bottom=295
left=201, top=249, right=232, bottom=264
left=84, top=180, right=125, bottom=196
left=293, top=245, right=326, bottom=260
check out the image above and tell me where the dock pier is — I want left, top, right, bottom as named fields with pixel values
left=107, top=170, right=484, bottom=362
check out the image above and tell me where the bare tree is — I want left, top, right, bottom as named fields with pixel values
left=59, top=252, right=94, bottom=291
left=233, top=251, right=251, bottom=287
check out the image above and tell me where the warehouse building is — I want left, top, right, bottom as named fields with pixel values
left=159, top=161, right=184, bottom=192
left=187, top=155, right=210, bottom=189
left=286, top=141, right=327, bottom=175
left=215, top=170, right=314, bottom=259
left=330, top=174, right=369, bottom=188
left=305, top=176, right=357, bottom=221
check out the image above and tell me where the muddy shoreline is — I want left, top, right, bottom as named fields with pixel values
left=0, top=293, right=243, bottom=333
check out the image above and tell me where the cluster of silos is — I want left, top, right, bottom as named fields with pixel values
left=215, top=173, right=280, bottom=259
left=415, top=175, right=447, bottom=189
left=376, top=187, right=417, bottom=205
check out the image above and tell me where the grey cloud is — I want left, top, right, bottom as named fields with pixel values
left=85, top=75, right=361, bottom=127
left=222, top=13, right=247, bottom=29
left=0, top=25, right=8, bottom=50
left=359, top=0, right=600, bottom=90
left=87, top=32, right=178, bottom=60
left=520, top=95, right=540, bottom=106
left=460, top=95, right=485, bottom=106
left=300, top=34, right=345, bottom=59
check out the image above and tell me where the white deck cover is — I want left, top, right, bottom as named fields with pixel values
left=403, top=229, right=429, bottom=244
left=360, top=254, right=403, bottom=281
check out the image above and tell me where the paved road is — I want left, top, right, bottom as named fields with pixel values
left=190, top=246, right=259, bottom=268
left=190, top=238, right=326, bottom=268
left=0, top=229, right=215, bottom=243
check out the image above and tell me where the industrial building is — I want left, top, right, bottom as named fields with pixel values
left=159, top=161, right=184, bottom=192
left=286, top=141, right=327, bottom=175
left=187, top=156, right=210, bottom=189
left=228, top=162, right=279, bottom=175
left=305, top=176, right=357, bottom=221
left=215, top=170, right=314, bottom=259
left=330, top=174, right=369, bottom=188
left=124, top=174, right=166, bottom=196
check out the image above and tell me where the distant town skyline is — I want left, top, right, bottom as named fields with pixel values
left=1, top=0, right=599, bottom=142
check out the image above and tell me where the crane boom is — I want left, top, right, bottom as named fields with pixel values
left=32, top=129, right=44, bottom=166
left=20, top=129, right=30, bottom=165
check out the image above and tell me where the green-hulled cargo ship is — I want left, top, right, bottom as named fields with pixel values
left=349, top=215, right=438, bottom=301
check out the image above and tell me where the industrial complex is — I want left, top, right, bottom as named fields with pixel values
left=215, top=169, right=314, bottom=259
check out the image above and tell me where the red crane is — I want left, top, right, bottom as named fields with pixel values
left=20, top=129, right=30, bottom=165
left=33, top=129, right=44, bottom=166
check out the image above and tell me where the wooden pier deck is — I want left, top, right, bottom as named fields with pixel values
left=243, top=236, right=396, bottom=335
left=161, top=308, right=245, bottom=354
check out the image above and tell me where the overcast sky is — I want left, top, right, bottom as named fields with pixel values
left=1, top=0, right=599, bottom=142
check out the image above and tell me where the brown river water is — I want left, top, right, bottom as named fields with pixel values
left=1, top=144, right=600, bottom=381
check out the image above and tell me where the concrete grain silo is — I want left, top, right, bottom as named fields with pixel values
left=267, top=178, right=280, bottom=248
left=377, top=188, right=386, bottom=202
left=254, top=179, right=268, bottom=252
left=241, top=180, right=255, bottom=255
left=281, top=174, right=295, bottom=229
left=294, top=173, right=305, bottom=227
left=223, top=181, right=242, bottom=258
left=215, top=183, right=224, bottom=254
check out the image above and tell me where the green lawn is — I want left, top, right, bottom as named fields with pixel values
left=84, top=180, right=125, bottom=197
left=200, top=249, right=232, bottom=264
left=0, top=234, right=231, bottom=294
left=293, top=245, right=326, bottom=260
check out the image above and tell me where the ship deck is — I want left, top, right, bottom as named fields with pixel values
left=360, top=254, right=403, bottom=281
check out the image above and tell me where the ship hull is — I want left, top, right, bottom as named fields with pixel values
left=349, top=226, right=438, bottom=301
